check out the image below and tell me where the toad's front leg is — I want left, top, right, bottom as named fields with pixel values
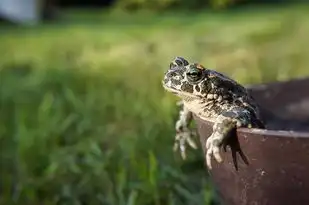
left=174, top=101, right=197, bottom=159
left=205, top=108, right=254, bottom=169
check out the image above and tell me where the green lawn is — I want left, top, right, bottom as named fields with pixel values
left=1, top=6, right=309, bottom=205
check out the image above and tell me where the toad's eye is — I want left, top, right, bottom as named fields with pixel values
left=188, top=68, right=200, bottom=76
left=187, top=67, right=203, bottom=82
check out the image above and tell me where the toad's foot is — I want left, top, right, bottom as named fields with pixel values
left=173, top=126, right=197, bottom=159
left=205, top=108, right=256, bottom=169
left=206, top=132, right=225, bottom=169
left=173, top=102, right=197, bottom=159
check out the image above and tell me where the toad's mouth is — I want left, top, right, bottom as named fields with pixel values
left=162, top=83, right=179, bottom=94
left=162, top=83, right=200, bottom=99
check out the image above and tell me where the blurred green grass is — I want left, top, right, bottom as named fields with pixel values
left=1, top=6, right=309, bottom=205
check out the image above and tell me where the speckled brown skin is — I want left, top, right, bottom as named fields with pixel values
left=162, top=57, right=265, bottom=169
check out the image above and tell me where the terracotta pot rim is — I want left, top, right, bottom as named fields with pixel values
left=197, top=118, right=309, bottom=139
left=237, top=127, right=309, bottom=138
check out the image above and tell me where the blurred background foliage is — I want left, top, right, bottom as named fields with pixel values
left=1, top=0, right=309, bottom=205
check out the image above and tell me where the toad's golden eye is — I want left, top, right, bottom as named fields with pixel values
left=187, top=66, right=203, bottom=82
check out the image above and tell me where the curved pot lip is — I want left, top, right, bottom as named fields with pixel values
left=195, top=117, right=309, bottom=139
left=237, top=127, right=309, bottom=138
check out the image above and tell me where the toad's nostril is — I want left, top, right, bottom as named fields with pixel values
left=167, top=71, right=178, bottom=78
left=170, top=62, right=177, bottom=69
